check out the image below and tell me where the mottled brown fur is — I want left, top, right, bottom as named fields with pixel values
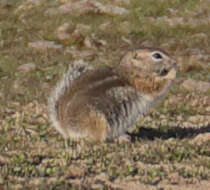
left=48, top=48, right=177, bottom=142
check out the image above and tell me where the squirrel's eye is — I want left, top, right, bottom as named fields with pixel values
left=152, top=52, right=162, bottom=60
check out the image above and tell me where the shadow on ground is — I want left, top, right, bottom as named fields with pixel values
left=130, top=124, right=210, bottom=141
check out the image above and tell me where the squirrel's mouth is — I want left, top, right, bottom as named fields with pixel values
left=158, top=63, right=177, bottom=77
left=156, top=66, right=177, bottom=81
left=159, top=68, right=169, bottom=76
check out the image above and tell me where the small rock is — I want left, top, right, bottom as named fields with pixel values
left=56, top=22, right=75, bottom=40
left=26, top=0, right=41, bottom=5
left=118, top=21, right=131, bottom=34
left=191, top=33, right=208, bottom=40
left=17, top=63, right=36, bottom=73
left=166, top=17, right=184, bottom=26
left=58, top=2, right=72, bottom=14
left=45, top=8, right=59, bottom=16
left=141, top=40, right=154, bottom=47
left=58, top=1, right=95, bottom=15
left=28, top=41, right=62, bottom=51
left=76, top=24, right=91, bottom=34
left=64, top=47, right=94, bottom=58
left=15, top=0, right=41, bottom=13
left=181, top=79, right=210, bottom=93
left=94, top=173, right=107, bottom=182
left=91, top=184, right=104, bottom=189
left=68, top=166, right=84, bottom=177
left=161, top=119, right=168, bottom=126
left=69, top=179, right=81, bottom=185
left=0, top=155, right=9, bottom=164
left=83, top=37, right=93, bottom=49
left=115, top=134, right=131, bottom=143
left=70, top=24, right=91, bottom=41
left=168, top=172, right=182, bottom=184
left=121, top=36, right=132, bottom=44
left=188, top=115, right=204, bottom=124
left=0, top=0, right=12, bottom=8
left=168, top=95, right=179, bottom=104
left=143, top=116, right=152, bottom=122
left=59, top=1, right=130, bottom=16
left=206, top=106, right=210, bottom=112
left=0, top=176, right=4, bottom=184
left=177, top=115, right=183, bottom=121
left=12, top=80, right=24, bottom=95
left=113, top=0, right=130, bottom=6
left=99, top=22, right=111, bottom=31
left=93, top=38, right=107, bottom=47
left=160, top=115, right=166, bottom=119
left=88, top=1, right=130, bottom=15
left=190, top=133, right=210, bottom=146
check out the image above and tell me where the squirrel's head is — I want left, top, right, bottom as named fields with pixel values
left=117, top=48, right=177, bottom=98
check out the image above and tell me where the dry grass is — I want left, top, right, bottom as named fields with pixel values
left=0, top=0, right=210, bottom=189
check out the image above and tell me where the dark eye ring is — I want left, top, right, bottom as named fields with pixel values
left=152, top=52, right=162, bottom=60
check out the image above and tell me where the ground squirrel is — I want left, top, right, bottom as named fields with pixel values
left=48, top=48, right=177, bottom=142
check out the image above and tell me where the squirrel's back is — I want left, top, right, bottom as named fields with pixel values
left=48, top=48, right=177, bottom=142
left=48, top=60, right=93, bottom=138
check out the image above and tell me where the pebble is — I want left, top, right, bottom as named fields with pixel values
left=28, top=41, right=62, bottom=51
left=17, top=63, right=36, bottom=73
left=181, top=79, right=210, bottom=93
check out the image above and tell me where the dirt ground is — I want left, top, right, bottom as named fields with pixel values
left=0, top=0, right=210, bottom=189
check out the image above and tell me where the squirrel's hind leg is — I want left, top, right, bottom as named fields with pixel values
left=81, top=108, right=109, bottom=142
left=66, top=106, right=109, bottom=142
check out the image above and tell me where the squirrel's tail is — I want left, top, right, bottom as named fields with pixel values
left=47, top=60, right=92, bottom=138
